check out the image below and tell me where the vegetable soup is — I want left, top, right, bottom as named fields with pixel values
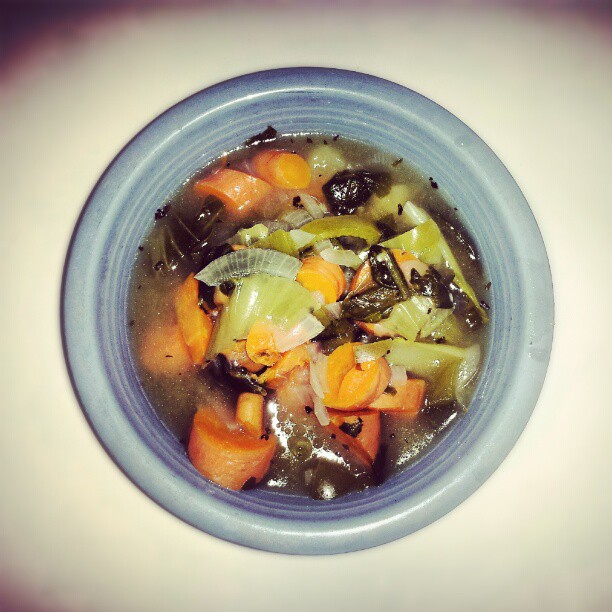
left=128, top=128, right=489, bottom=500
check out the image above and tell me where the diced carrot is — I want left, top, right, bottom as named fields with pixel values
left=258, top=344, right=311, bottom=389
left=245, top=321, right=281, bottom=367
left=222, top=340, right=264, bottom=373
left=236, top=393, right=265, bottom=438
left=323, top=343, right=391, bottom=410
left=370, top=378, right=426, bottom=416
left=324, top=342, right=356, bottom=400
left=348, top=249, right=418, bottom=296
left=193, top=169, right=272, bottom=219
left=296, top=256, right=347, bottom=304
left=139, top=323, right=193, bottom=376
left=328, top=410, right=380, bottom=463
left=188, top=407, right=276, bottom=491
left=252, top=150, right=311, bottom=189
left=174, top=273, right=213, bottom=366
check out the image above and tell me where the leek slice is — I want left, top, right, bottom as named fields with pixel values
left=381, top=219, right=443, bottom=265
left=195, top=248, right=301, bottom=285
left=385, top=338, right=481, bottom=408
left=233, top=223, right=269, bottom=246
left=208, top=274, right=319, bottom=357
left=300, top=216, right=381, bottom=248
left=378, top=296, right=452, bottom=341
left=251, top=230, right=299, bottom=257
left=389, top=201, right=488, bottom=322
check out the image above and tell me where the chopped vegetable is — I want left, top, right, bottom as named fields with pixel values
left=258, top=344, right=310, bottom=389
left=364, top=184, right=416, bottom=222
left=319, top=246, right=363, bottom=269
left=252, top=150, right=312, bottom=189
left=221, top=340, right=263, bottom=373
left=307, top=144, right=347, bottom=182
left=370, top=379, right=426, bottom=415
left=139, top=323, right=193, bottom=376
left=341, top=286, right=402, bottom=322
left=193, top=169, right=272, bottom=218
left=246, top=321, right=281, bottom=366
left=251, top=230, right=299, bottom=257
left=234, top=223, right=269, bottom=246
left=296, top=256, right=347, bottom=304
left=328, top=410, right=380, bottom=463
left=300, top=215, right=381, bottom=248
left=208, top=274, right=319, bottom=357
left=368, top=245, right=410, bottom=300
left=235, top=392, right=265, bottom=437
left=188, top=407, right=276, bottom=490
left=381, top=219, right=444, bottom=265
left=174, top=273, right=213, bottom=365
left=195, top=248, right=301, bottom=286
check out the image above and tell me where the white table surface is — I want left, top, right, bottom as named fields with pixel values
left=2, top=4, right=611, bottom=611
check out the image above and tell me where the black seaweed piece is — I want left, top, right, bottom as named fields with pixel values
left=341, top=286, right=402, bottom=323
left=339, top=417, right=363, bottom=438
left=210, top=355, right=267, bottom=395
left=198, top=282, right=215, bottom=312
left=322, top=170, right=391, bottom=215
left=218, top=281, right=235, bottom=297
left=368, top=245, right=410, bottom=300
left=244, top=125, right=278, bottom=146
left=410, top=268, right=453, bottom=309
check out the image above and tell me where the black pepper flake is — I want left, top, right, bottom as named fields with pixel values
left=165, top=354, right=173, bottom=358
left=333, top=134, right=339, bottom=141
left=454, top=207, right=458, bottom=211
left=427, top=308, right=432, bottom=315
left=304, top=406, right=313, bottom=414
left=260, top=434, right=270, bottom=440
left=389, top=433, right=395, bottom=439
left=434, top=337, right=446, bottom=344
left=226, top=161, right=231, bottom=167
left=485, top=281, right=492, bottom=290
left=137, top=285, right=142, bottom=290
left=480, top=300, right=490, bottom=311
left=306, top=137, right=313, bottom=144
left=292, top=196, right=303, bottom=208
left=429, top=177, right=439, bottom=189
left=265, top=427, right=272, bottom=435
left=392, top=158, right=403, bottom=167
left=397, top=203, right=404, bottom=216
left=129, top=320, right=135, bottom=326
left=318, top=174, right=322, bottom=178
left=153, top=261, right=165, bottom=271
left=154, top=203, right=171, bottom=220
left=138, top=246, right=144, bottom=252
left=330, top=433, right=336, bottom=439
left=244, top=125, right=277, bottom=146
left=342, top=443, right=350, bottom=451
left=323, top=139, right=328, bottom=145
left=290, top=138, right=295, bottom=143
left=335, top=451, right=342, bottom=457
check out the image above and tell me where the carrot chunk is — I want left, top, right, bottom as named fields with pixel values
left=193, top=169, right=272, bottom=218
left=258, top=344, right=310, bottom=389
left=324, top=342, right=356, bottom=400
left=245, top=320, right=281, bottom=367
left=188, top=407, right=276, bottom=491
left=328, top=410, right=380, bottom=463
left=296, top=256, right=347, bottom=304
left=139, top=323, right=193, bottom=376
left=252, top=150, right=312, bottom=189
left=174, top=273, right=213, bottom=366
left=370, top=378, right=426, bottom=416
left=222, top=340, right=264, bottom=373
left=236, top=393, right=265, bottom=438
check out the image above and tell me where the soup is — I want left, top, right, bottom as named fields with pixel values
left=128, top=128, right=489, bottom=500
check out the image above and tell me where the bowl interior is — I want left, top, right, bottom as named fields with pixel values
left=62, top=68, right=553, bottom=554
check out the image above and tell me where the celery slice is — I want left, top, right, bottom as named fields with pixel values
left=300, top=216, right=381, bottom=247
left=251, top=230, right=299, bottom=257
left=381, top=219, right=443, bottom=265
left=208, top=274, right=319, bottom=357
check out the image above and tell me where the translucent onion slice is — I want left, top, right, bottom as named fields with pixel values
left=289, top=229, right=315, bottom=250
left=319, top=247, right=363, bottom=269
left=389, top=365, right=408, bottom=388
left=313, top=396, right=330, bottom=426
left=195, top=248, right=301, bottom=285
left=272, top=315, right=324, bottom=353
left=282, top=209, right=314, bottom=228
left=455, top=344, right=481, bottom=407
left=308, top=345, right=330, bottom=399
left=298, top=193, right=327, bottom=219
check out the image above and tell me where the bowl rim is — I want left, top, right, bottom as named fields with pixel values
left=61, top=67, right=554, bottom=555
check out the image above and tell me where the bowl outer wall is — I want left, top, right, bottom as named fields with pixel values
left=61, top=68, right=554, bottom=555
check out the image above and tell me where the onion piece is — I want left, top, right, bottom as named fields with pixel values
left=389, top=365, right=408, bottom=389
left=289, top=229, right=315, bottom=250
left=307, top=344, right=330, bottom=398
left=272, top=315, right=324, bottom=353
left=297, top=193, right=326, bottom=219
left=282, top=209, right=314, bottom=228
left=313, top=396, right=330, bottom=426
left=455, top=344, right=481, bottom=408
left=195, top=248, right=301, bottom=285
left=322, top=301, right=342, bottom=320
left=319, top=247, right=363, bottom=269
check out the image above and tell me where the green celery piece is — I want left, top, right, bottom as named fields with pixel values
left=300, top=216, right=381, bottom=247
left=235, top=223, right=269, bottom=246
left=391, top=201, right=489, bottom=323
left=381, top=219, right=443, bottom=265
left=251, top=230, right=298, bottom=257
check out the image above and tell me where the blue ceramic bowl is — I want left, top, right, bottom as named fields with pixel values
left=62, top=68, right=553, bottom=554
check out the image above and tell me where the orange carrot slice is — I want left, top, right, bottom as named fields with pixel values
left=328, top=410, right=380, bottom=463
left=235, top=393, right=265, bottom=438
left=193, top=169, right=272, bottom=218
left=188, top=408, right=276, bottom=491
left=296, top=256, right=346, bottom=304
left=324, top=342, right=357, bottom=400
left=246, top=321, right=281, bottom=367
left=139, top=323, right=193, bottom=376
left=222, top=340, right=264, bottom=373
left=252, top=150, right=311, bottom=189
left=174, top=273, right=213, bottom=366
left=258, top=344, right=311, bottom=389
left=370, top=379, right=426, bottom=416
